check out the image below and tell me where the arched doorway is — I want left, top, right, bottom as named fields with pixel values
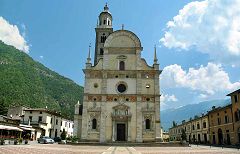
left=218, top=128, right=223, bottom=145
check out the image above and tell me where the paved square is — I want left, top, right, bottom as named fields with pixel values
left=0, top=144, right=239, bottom=154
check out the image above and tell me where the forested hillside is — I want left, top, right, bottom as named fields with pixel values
left=0, top=41, right=83, bottom=119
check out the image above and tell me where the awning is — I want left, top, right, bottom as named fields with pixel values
left=0, top=125, right=23, bottom=131
left=19, top=127, right=35, bottom=131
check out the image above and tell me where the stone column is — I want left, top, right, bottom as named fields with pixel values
left=136, top=72, right=143, bottom=142
left=112, top=120, right=115, bottom=141
left=155, top=97, right=161, bottom=141
left=81, top=97, right=88, bottom=140
left=136, top=97, right=143, bottom=142
left=100, top=72, right=107, bottom=143
left=100, top=100, right=106, bottom=143
left=154, top=71, right=161, bottom=142
left=127, top=119, right=131, bottom=142
left=81, top=72, right=90, bottom=141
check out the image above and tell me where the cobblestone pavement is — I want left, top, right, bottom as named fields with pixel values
left=0, top=144, right=240, bottom=154
left=134, top=145, right=240, bottom=154
left=0, top=144, right=109, bottom=154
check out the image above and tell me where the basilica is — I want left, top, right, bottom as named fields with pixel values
left=74, top=4, right=162, bottom=143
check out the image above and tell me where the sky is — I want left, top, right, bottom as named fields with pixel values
left=0, top=0, right=240, bottom=111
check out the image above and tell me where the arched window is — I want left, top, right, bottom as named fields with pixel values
left=108, top=20, right=110, bottom=25
left=100, top=48, right=104, bottom=55
left=119, top=61, right=125, bottom=70
left=92, top=118, right=97, bottom=129
left=203, top=122, right=206, bottom=128
left=145, top=119, right=150, bottom=130
left=197, top=123, right=200, bottom=129
left=100, top=36, right=107, bottom=43
left=103, top=20, right=106, bottom=25
left=101, top=36, right=104, bottom=43
left=103, top=36, right=106, bottom=42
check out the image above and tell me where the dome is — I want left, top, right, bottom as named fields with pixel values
left=104, top=30, right=142, bottom=48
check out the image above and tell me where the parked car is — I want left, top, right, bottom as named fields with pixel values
left=37, top=136, right=54, bottom=144
left=53, top=137, right=61, bottom=143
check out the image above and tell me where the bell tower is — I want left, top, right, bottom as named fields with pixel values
left=94, top=3, right=113, bottom=65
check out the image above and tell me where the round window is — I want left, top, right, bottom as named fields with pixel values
left=117, top=84, right=127, bottom=93
left=94, top=83, right=98, bottom=88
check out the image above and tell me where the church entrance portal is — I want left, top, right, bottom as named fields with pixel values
left=117, top=124, right=126, bottom=141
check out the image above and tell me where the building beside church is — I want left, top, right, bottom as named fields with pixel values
left=169, top=88, right=240, bottom=145
left=74, top=4, right=162, bottom=143
left=7, top=106, right=74, bottom=140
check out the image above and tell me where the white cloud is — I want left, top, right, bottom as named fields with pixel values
left=0, top=17, right=29, bottom=53
left=40, top=56, right=44, bottom=59
left=160, top=93, right=178, bottom=110
left=199, top=93, right=208, bottom=99
left=160, top=0, right=240, bottom=65
left=161, top=63, right=240, bottom=95
left=161, top=94, right=178, bottom=103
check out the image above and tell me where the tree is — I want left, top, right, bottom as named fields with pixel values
left=60, top=129, right=66, bottom=140
left=172, top=121, right=177, bottom=127
left=181, top=128, right=187, bottom=141
left=194, top=115, right=199, bottom=119
left=0, top=101, right=7, bottom=115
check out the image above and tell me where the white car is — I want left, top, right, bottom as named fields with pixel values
left=37, top=136, right=54, bottom=144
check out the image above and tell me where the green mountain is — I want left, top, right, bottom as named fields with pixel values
left=161, top=99, right=230, bottom=131
left=0, top=41, right=83, bottom=119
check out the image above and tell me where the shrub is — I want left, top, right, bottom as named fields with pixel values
left=60, top=129, right=67, bottom=140
left=0, top=138, right=5, bottom=145
left=18, top=138, right=23, bottom=144
left=71, top=136, right=78, bottom=143
left=181, top=129, right=187, bottom=141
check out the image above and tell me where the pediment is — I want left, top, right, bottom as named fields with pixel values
left=117, top=55, right=127, bottom=59
left=113, top=103, right=129, bottom=110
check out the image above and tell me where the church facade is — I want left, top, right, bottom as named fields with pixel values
left=74, top=4, right=162, bottom=143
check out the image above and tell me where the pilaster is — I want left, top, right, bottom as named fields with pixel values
left=112, top=120, right=115, bottom=141
left=154, top=71, right=161, bottom=141
left=128, top=119, right=131, bottom=141
left=136, top=96, right=143, bottom=142
left=81, top=100, right=88, bottom=140
left=100, top=101, right=106, bottom=143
